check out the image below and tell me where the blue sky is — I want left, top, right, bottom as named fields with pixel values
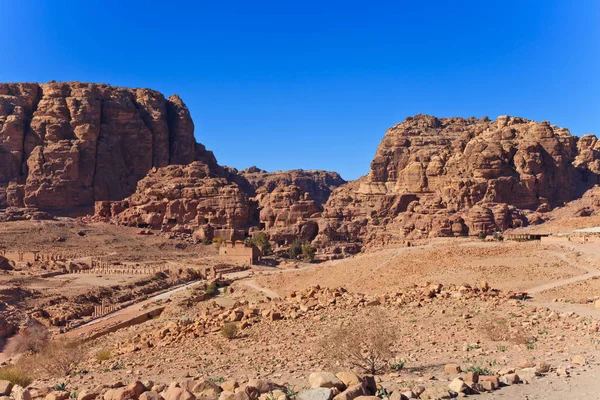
left=1, top=1, right=598, bottom=180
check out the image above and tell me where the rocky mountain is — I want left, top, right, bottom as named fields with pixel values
left=239, top=168, right=346, bottom=244
left=95, top=162, right=256, bottom=241
left=0, top=82, right=216, bottom=211
left=96, top=165, right=346, bottom=244
left=3, top=81, right=600, bottom=249
left=317, top=115, right=600, bottom=248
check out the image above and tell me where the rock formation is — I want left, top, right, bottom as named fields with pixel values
left=4, top=82, right=600, bottom=249
left=96, top=165, right=346, bottom=244
left=319, top=115, right=600, bottom=247
left=0, top=82, right=215, bottom=211
left=95, top=162, right=255, bottom=241
left=240, top=168, right=346, bottom=244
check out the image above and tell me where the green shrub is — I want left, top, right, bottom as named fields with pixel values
left=0, top=367, right=33, bottom=387
left=477, top=232, right=487, bottom=240
left=220, top=323, right=238, bottom=340
left=250, top=232, right=272, bottom=255
left=205, top=283, right=219, bottom=296
left=95, top=348, right=112, bottom=361
left=289, top=239, right=302, bottom=259
left=302, top=242, right=316, bottom=261
left=202, top=237, right=212, bottom=245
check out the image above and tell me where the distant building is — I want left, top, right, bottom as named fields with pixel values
left=219, top=241, right=261, bottom=265
left=572, top=227, right=600, bottom=236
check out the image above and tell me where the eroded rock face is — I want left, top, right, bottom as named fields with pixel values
left=96, top=162, right=256, bottom=240
left=0, top=82, right=215, bottom=211
left=240, top=168, right=346, bottom=244
left=320, top=115, right=600, bottom=246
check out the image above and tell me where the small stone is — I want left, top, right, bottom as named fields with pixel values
left=12, top=386, right=32, bottom=400
left=571, top=355, right=586, bottom=366
left=444, top=364, right=461, bottom=374
left=463, top=372, right=478, bottom=383
left=220, top=382, right=238, bottom=393
left=335, top=372, right=361, bottom=387
left=0, top=382, right=13, bottom=397
left=297, top=388, right=333, bottom=400
left=447, top=378, right=466, bottom=393
left=500, top=374, right=520, bottom=385
left=139, top=392, right=163, bottom=400
left=517, top=358, right=535, bottom=368
left=479, top=376, right=499, bottom=390
left=309, top=373, right=345, bottom=390
left=46, top=393, right=70, bottom=400
left=536, top=362, right=551, bottom=373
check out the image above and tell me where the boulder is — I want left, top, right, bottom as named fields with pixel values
left=0, top=382, right=12, bottom=397
left=12, top=386, right=32, bottom=400
left=308, top=373, right=345, bottom=390
left=296, top=388, right=333, bottom=400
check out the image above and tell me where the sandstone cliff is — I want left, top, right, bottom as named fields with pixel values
left=97, top=165, right=346, bottom=244
left=0, top=82, right=215, bottom=211
left=238, top=168, right=346, bottom=244
left=318, top=115, right=600, bottom=247
left=95, top=162, right=255, bottom=241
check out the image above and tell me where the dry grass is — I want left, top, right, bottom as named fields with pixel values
left=95, top=348, right=112, bottom=361
left=221, top=323, right=238, bottom=340
left=0, top=367, right=33, bottom=387
left=322, top=308, right=396, bottom=374
left=4, top=322, right=49, bottom=356
left=478, top=315, right=530, bottom=345
left=17, top=339, right=83, bottom=378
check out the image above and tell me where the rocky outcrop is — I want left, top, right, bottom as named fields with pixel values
left=0, top=82, right=215, bottom=211
left=96, top=162, right=255, bottom=240
left=319, top=115, right=600, bottom=246
left=240, top=167, right=345, bottom=207
left=240, top=168, right=346, bottom=244
left=97, top=165, right=346, bottom=244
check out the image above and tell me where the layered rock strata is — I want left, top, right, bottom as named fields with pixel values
left=0, top=82, right=215, bottom=211
left=318, top=115, right=600, bottom=246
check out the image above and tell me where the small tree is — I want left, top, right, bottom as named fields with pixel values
left=250, top=232, right=272, bottom=255
left=289, top=239, right=302, bottom=259
left=5, top=322, right=49, bottom=356
left=322, top=308, right=395, bottom=374
left=302, top=242, right=316, bottom=262
left=221, top=323, right=238, bottom=340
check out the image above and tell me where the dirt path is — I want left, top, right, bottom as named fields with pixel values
left=479, top=363, right=600, bottom=399
left=63, top=278, right=206, bottom=338
left=526, top=247, right=600, bottom=294
left=240, top=280, right=281, bottom=299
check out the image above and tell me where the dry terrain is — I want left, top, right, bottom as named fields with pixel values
left=2, top=219, right=600, bottom=400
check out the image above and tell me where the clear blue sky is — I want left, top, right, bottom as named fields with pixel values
left=1, top=1, right=598, bottom=180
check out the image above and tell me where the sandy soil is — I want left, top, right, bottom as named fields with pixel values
left=253, top=240, right=586, bottom=296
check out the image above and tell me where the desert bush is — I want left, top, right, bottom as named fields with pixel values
left=322, top=308, right=396, bottom=374
left=4, top=321, right=50, bottom=356
left=220, top=323, right=238, bottom=340
left=301, top=242, right=316, bottom=262
left=250, top=232, right=272, bottom=255
left=205, top=283, right=219, bottom=296
left=95, top=348, right=112, bottom=361
left=17, top=338, right=83, bottom=378
left=202, top=237, right=212, bottom=245
left=289, top=239, right=302, bottom=259
left=0, top=366, right=33, bottom=387
left=477, top=232, right=487, bottom=240
left=478, top=316, right=529, bottom=345
left=213, top=237, right=224, bottom=249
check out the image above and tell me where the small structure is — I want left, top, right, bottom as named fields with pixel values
left=505, top=233, right=549, bottom=241
left=573, top=227, right=600, bottom=236
left=219, top=241, right=261, bottom=265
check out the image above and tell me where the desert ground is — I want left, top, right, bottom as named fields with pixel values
left=2, top=218, right=600, bottom=400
